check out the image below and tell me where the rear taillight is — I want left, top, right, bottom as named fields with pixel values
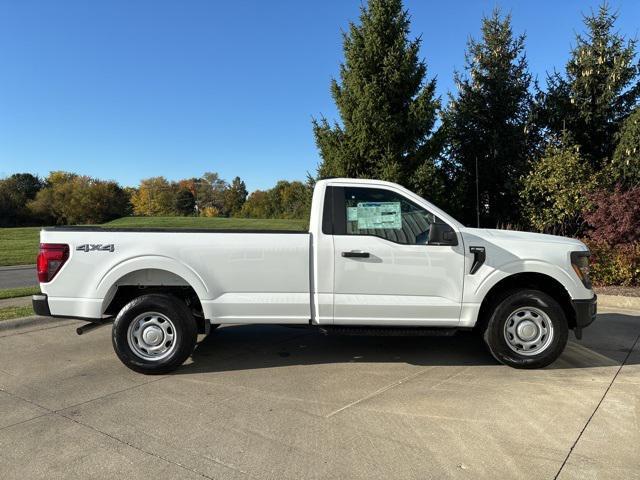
left=37, top=243, right=69, bottom=283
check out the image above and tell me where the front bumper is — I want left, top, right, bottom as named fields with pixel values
left=571, top=294, right=597, bottom=339
left=32, top=294, right=51, bottom=316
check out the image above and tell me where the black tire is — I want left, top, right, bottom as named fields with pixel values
left=112, top=294, right=198, bottom=374
left=483, top=289, right=568, bottom=369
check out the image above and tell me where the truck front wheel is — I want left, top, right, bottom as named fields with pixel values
left=112, top=293, right=198, bottom=374
left=483, top=289, right=568, bottom=369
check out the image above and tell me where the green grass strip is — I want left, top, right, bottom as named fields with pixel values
left=0, top=286, right=41, bottom=300
left=0, top=305, right=34, bottom=321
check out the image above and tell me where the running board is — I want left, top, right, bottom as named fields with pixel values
left=319, top=326, right=458, bottom=337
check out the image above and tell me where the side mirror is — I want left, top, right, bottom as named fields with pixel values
left=428, top=222, right=458, bottom=246
left=443, top=230, right=457, bottom=244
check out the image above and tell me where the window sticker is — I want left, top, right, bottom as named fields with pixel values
left=356, top=202, right=401, bottom=229
left=347, top=206, right=358, bottom=222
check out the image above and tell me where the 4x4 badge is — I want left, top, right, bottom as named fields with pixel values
left=76, top=244, right=115, bottom=252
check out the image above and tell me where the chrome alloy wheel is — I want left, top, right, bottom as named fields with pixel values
left=503, top=307, right=554, bottom=356
left=127, top=312, right=177, bottom=361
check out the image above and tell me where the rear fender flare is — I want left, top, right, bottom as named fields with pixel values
left=95, top=255, right=209, bottom=312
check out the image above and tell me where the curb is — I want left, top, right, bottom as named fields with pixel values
left=598, top=294, right=640, bottom=311
left=0, top=295, right=33, bottom=309
left=0, top=315, right=73, bottom=332
left=0, top=264, right=36, bottom=271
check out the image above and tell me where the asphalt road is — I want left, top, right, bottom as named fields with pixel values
left=0, top=265, right=37, bottom=289
left=0, top=308, right=639, bottom=479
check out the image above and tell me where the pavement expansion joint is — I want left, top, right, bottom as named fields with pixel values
left=553, top=331, right=640, bottom=480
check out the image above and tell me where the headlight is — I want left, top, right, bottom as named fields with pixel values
left=571, top=251, right=592, bottom=289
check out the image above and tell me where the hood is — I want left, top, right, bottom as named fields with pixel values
left=462, top=228, right=588, bottom=250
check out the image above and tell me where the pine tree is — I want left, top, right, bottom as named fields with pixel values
left=313, top=0, right=441, bottom=199
left=609, top=106, right=640, bottom=187
left=174, top=188, right=196, bottom=216
left=443, top=9, right=536, bottom=227
left=543, top=4, right=640, bottom=168
left=223, top=176, right=248, bottom=217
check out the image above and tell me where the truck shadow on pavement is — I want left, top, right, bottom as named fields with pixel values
left=179, top=312, right=639, bottom=374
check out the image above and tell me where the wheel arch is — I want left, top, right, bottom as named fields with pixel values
left=96, top=256, right=209, bottom=317
left=475, top=272, right=576, bottom=333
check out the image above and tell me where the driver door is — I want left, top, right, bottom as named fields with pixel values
left=330, top=185, right=465, bottom=326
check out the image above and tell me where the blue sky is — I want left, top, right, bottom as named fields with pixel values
left=1, top=0, right=638, bottom=192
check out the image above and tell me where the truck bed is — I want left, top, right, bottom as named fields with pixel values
left=39, top=227, right=312, bottom=323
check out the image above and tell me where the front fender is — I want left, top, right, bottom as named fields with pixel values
left=467, top=259, right=583, bottom=304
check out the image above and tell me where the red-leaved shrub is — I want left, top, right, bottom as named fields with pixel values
left=583, top=185, right=640, bottom=246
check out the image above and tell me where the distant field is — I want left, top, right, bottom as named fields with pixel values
left=104, top=216, right=308, bottom=230
left=0, top=217, right=308, bottom=266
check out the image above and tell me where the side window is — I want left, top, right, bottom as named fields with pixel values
left=342, top=187, right=437, bottom=245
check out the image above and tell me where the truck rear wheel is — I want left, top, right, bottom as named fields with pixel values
left=483, top=289, right=568, bottom=369
left=112, top=294, right=198, bottom=374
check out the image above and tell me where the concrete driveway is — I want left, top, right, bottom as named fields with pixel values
left=0, top=309, right=638, bottom=480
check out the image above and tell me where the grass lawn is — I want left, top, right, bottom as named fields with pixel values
left=0, top=305, right=33, bottom=321
left=0, top=227, right=42, bottom=267
left=0, top=216, right=308, bottom=266
left=104, top=216, right=308, bottom=230
left=0, top=286, right=41, bottom=300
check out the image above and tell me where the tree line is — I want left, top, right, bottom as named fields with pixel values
left=0, top=171, right=312, bottom=227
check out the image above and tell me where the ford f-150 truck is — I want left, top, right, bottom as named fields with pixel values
left=32, top=178, right=596, bottom=374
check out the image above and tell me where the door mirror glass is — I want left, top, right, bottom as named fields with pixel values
left=427, top=221, right=458, bottom=246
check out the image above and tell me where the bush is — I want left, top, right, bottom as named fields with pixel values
left=521, top=137, right=595, bottom=236
left=583, top=185, right=640, bottom=246
left=200, top=206, right=220, bottom=217
left=583, top=239, right=640, bottom=287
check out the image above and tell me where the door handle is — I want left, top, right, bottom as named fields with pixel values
left=342, top=250, right=370, bottom=258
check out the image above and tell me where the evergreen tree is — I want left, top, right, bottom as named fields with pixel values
left=223, top=176, right=248, bottom=217
left=313, top=0, right=441, bottom=200
left=608, top=106, right=640, bottom=187
left=443, top=9, right=536, bottom=227
left=542, top=4, right=640, bottom=168
left=174, top=188, right=196, bottom=216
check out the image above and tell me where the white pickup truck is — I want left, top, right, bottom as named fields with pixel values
left=33, top=178, right=596, bottom=374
